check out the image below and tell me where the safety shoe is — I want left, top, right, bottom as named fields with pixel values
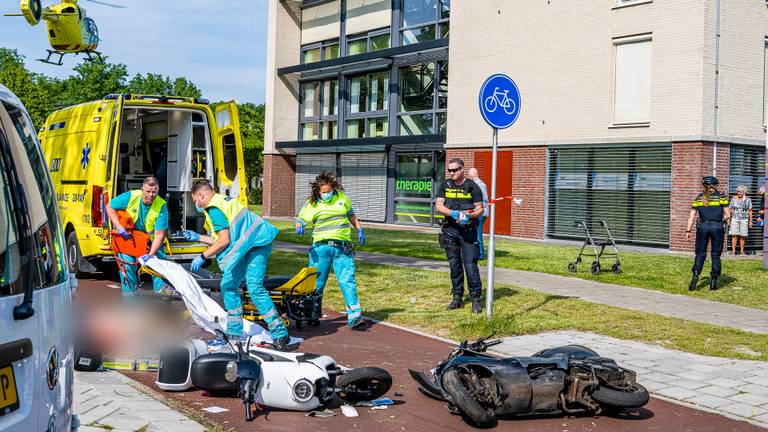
left=446, top=295, right=464, bottom=310
left=271, top=335, right=291, bottom=351
left=709, top=277, right=719, bottom=291
left=688, top=274, right=699, bottom=291
left=471, top=297, right=483, bottom=314
left=350, top=318, right=369, bottom=331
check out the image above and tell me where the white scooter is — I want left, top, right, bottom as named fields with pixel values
left=190, top=330, right=392, bottom=420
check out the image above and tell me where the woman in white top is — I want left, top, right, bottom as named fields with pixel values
left=728, top=185, right=753, bottom=255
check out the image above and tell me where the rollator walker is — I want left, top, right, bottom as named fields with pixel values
left=567, top=220, right=621, bottom=276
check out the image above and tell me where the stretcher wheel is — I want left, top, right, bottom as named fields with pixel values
left=612, top=263, right=622, bottom=274
left=591, top=262, right=601, bottom=276
left=568, top=263, right=577, bottom=273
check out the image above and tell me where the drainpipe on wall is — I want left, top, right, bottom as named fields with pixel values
left=713, top=0, right=721, bottom=177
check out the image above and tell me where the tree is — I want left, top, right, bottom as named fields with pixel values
left=61, top=59, right=129, bottom=105
left=126, top=73, right=202, bottom=98
left=234, top=102, right=265, bottom=205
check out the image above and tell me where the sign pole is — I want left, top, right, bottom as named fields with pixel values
left=764, top=126, right=767, bottom=269
left=486, top=128, right=498, bottom=320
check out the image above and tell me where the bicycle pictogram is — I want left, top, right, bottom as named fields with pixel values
left=484, top=87, right=517, bottom=115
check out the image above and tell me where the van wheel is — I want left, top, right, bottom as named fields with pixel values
left=66, top=231, right=84, bottom=276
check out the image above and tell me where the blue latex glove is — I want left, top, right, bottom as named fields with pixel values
left=458, top=212, right=472, bottom=226
left=357, top=228, right=365, bottom=246
left=117, top=227, right=131, bottom=240
left=295, top=225, right=304, bottom=236
left=450, top=210, right=461, bottom=221
left=190, top=254, right=206, bottom=272
left=139, top=254, right=153, bottom=265
left=182, top=230, right=200, bottom=242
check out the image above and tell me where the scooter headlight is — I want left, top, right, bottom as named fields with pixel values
left=292, top=379, right=315, bottom=403
left=224, top=361, right=238, bottom=383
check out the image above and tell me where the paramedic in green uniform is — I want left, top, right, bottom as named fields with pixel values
left=183, top=179, right=290, bottom=349
left=105, top=176, right=169, bottom=298
left=294, top=171, right=367, bottom=330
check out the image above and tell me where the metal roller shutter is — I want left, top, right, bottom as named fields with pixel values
left=729, top=145, right=766, bottom=252
left=547, top=145, right=672, bottom=246
left=295, top=154, right=337, bottom=212
left=340, top=153, right=387, bottom=222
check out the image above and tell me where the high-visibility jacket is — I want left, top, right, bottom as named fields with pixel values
left=126, top=190, right=166, bottom=236
left=296, top=191, right=354, bottom=242
left=203, top=193, right=278, bottom=272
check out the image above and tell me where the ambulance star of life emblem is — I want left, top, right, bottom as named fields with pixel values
left=81, top=143, right=91, bottom=169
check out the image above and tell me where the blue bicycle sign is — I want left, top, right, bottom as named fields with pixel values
left=478, top=74, right=521, bottom=129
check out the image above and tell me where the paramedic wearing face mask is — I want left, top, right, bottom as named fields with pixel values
left=294, top=171, right=367, bottom=330
left=105, top=176, right=169, bottom=298
left=182, top=179, right=290, bottom=349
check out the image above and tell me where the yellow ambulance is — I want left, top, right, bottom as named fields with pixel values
left=38, top=94, right=247, bottom=273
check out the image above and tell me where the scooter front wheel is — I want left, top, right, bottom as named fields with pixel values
left=592, top=382, right=649, bottom=410
left=337, top=367, right=393, bottom=402
left=442, top=369, right=497, bottom=428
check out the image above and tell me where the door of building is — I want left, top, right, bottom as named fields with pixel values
left=474, top=151, right=513, bottom=235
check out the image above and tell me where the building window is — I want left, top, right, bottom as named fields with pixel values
left=300, top=79, right=339, bottom=141
left=613, top=35, right=652, bottom=125
left=302, top=39, right=340, bottom=64
left=401, top=0, right=450, bottom=46
left=394, top=151, right=445, bottom=225
left=399, top=61, right=448, bottom=135
left=347, top=28, right=391, bottom=56
left=347, top=71, right=390, bottom=138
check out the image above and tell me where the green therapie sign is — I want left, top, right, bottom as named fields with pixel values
left=396, top=178, right=432, bottom=192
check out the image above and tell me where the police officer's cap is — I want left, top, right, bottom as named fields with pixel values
left=701, top=176, right=719, bottom=185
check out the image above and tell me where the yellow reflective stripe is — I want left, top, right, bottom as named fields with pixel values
left=445, top=191, right=472, bottom=199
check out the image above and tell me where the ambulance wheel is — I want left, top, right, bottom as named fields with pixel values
left=66, top=231, right=84, bottom=276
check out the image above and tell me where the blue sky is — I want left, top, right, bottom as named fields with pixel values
left=1, top=0, right=269, bottom=104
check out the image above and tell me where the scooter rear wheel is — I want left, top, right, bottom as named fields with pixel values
left=442, top=369, right=497, bottom=428
left=337, top=367, right=392, bottom=402
left=592, top=382, right=649, bottom=410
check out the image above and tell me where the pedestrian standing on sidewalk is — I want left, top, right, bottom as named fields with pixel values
left=466, top=168, right=489, bottom=260
left=728, top=185, right=752, bottom=255
left=686, top=176, right=731, bottom=291
left=294, top=171, right=368, bottom=330
left=435, top=158, right=485, bottom=313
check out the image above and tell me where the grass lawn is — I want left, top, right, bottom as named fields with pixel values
left=267, top=219, right=768, bottom=311
left=267, top=251, right=768, bottom=361
left=249, top=204, right=263, bottom=215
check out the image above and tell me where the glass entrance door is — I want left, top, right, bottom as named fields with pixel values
left=394, top=151, right=445, bottom=225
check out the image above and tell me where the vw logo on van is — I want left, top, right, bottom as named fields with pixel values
left=47, top=346, right=60, bottom=390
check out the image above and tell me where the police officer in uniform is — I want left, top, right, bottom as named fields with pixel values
left=183, top=179, right=291, bottom=349
left=686, top=176, right=731, bottom=291
left=105, top=176, right=169, bottom=298
left=435, top=158, right=484, bottom=313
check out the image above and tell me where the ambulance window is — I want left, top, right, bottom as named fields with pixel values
left=0, top=133, right=24, bottom=297
left=222, top=133, right=237, bottom=181
left=192, top=112, right=204, bottom=122
left=2, top=101, right=67, bottom=289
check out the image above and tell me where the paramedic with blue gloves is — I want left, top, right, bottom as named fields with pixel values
left=294, top=171, right=367, bottom=330
left=184, top=179, right=290, bottom=350
left=105, top=176, right=169, bottom=298
left=435, top=158, right=484, bottom=314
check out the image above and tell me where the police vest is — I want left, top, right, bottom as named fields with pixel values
left=297, top=191, right=353, bottom=242
left=203, top=193, right=278, bottom=272
left=126, top=190, right=166, bottom=236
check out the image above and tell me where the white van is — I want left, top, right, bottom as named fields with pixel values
left=0, top=84, right=76, bottom=431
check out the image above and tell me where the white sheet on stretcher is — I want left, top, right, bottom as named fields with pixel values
left=144, top=257, right=302, bottom=346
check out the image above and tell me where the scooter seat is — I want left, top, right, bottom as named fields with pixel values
left=264, top=276, right=292, bottom=290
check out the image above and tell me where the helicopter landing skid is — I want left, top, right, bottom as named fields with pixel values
left=37, top=50, right=66, bottom=66
left=82, top=51, right=104, bottom=63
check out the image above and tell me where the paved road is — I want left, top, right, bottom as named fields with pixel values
left=275, top=241, right=768, bottom=334
left=76, top=275, right=766, bottom=432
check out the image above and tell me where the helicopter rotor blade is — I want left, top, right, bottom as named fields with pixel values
left=85, top=0, right=128, bottom=8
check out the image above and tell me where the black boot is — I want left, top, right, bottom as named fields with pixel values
left=271, top=335, right=291, bottom=351
left=710, top=277, right=719, bottom=291
left=688, top=274, right=699, bottom=291
left=447, top=295, right=463, bottom=310
left=471, top=296, right=483, bottom=314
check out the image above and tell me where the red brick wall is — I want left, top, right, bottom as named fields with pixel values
left=511, top=147, right=547, bottom=239
left=669, top=141, right=730, bottom=252
left=445, top=149, right=475, bottom=176
left=263, top=153, right=296, bottom=217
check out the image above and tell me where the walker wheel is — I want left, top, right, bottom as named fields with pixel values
left=591, top=262, right=601, bottom=276
left=568, top=263, right=577, bottom=273
left=612, top=263, right=622, bottom=274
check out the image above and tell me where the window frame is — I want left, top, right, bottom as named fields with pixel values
left=301, top=38, right=341, bottom=64
left=400, top=0, right=450, bottom=46
left=397, top=60, right=448, bottom=136
left=611, top=34, right=652, bottom=128
left=299, top=78, right=340, bottom=141
left=346, top=70, right=391, bottom=139
left=346, top=27, right=392, bottom=56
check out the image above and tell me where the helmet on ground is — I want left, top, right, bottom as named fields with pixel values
left=701, top=176, right=719, bottom=186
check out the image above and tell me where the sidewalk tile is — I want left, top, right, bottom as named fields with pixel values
left=698, top=385, right=739, bottom=398
left=655, top=386, right=700, bottom=400
left=719, top=402, right=767, bottom=419
left=727, top=393, right=768, bottom=407
left=738, top=384, right=768, bottom=396
left=685, top=394, right=734, bottom=409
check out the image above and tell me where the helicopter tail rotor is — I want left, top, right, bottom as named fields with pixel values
left=20, top=0, right=43, bottom=26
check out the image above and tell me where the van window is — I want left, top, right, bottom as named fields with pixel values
left=223, top=133, right=237, bottom=181
left=0, top=132, right=23, bottom=296
left=2, top=101, right=67, bottom=290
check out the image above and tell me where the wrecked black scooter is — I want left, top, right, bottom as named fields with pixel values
left=409, top=337, right=649, bottom=428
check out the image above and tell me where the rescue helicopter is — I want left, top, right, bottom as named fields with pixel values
left=4, top=0, right=125, bottom=66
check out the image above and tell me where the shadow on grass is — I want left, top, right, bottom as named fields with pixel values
left=364, top=307, right=406, bottom=322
